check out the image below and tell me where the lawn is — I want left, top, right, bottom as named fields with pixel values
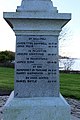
left=60, top=73, right=80, bottom=99
left=0, top=67, right=80, bottom=99
left=0, top=67, right=14, bottom=95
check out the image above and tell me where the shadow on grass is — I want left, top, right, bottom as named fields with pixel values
left=0, top=90, right=12, bottom=96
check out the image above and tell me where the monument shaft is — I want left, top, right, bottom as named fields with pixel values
left=15, top=35, right=59, bottom=97
left=3, top=0, right=71, bottom=120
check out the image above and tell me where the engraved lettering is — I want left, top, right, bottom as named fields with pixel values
left=37, top=66, right=42, bottom=68
left=17, top=61, right=26, bottom=63
left=32, top=49, right=46, bottom=52
left=34, top=42, right=47, bottom=45
left=17, top=45, right=24, bottom=47
left=30, top=58, right=47, bottom=60
left=26, top=77, right=29, bottom=79
left=15, top=35, right=58, bottom=97
left=27, top=80, right=37, bottom=83
left=27, top=72, right=43, bottom=75
left=16, top=80, right=26, bottom=83
left=30, top=77, right=37, bottom=79
left=39, top=77, right=48, bottom=79
left=48, top=81, right=54, bottom=83
left=17, top=42, right=25, bottom=44
left=17, top=53, right=28, bottom=55
left=16, top=72, right=26, bottom=74
left=29, top=53, right=44, bottom=55
left=17, top=69, right=31, bottom=71
left=36, top=69, right=47, bottom=71
left=27, top=61, right=34, bottom=63
left=26, top=45, right=33, bottom=47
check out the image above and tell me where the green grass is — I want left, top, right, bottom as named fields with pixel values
left=60, top=73, right=80, bottom=99
left=0, top=67, right=80, bottom=99
left=0, top=67, right=14, bottom=93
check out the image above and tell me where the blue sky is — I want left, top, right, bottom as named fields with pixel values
left=0, top=0, right=80, bottom=58
left=53, top=0, right=80, bottom=58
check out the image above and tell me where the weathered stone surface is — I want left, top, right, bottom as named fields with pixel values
left=1, top=96, right=80, bottom=120
left=17, top=0, right=57, bottom=12
left=3, top=92, right=71, bottom=120
left=15, top=35, right=59, bottom=97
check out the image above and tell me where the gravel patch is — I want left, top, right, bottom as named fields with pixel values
left=66, top=98, right=80, bottom=119
left=0, top=96, right=8, bottom=120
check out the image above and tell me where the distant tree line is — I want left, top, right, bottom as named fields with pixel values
left=0, top=51, right=15, bottom=68
left=0, top=50, right=15, bottom=63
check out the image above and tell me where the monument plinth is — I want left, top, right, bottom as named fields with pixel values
left=3, top=0, right=71, bottom=119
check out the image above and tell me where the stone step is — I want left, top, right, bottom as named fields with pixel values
left=71, top=116, right=80, bottom=120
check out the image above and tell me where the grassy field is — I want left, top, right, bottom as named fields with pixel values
left=0, top=67, right=14, bottom=95
left=60, top=73, right=80, bottom=99
left=0, top=67, right=80, bottom=99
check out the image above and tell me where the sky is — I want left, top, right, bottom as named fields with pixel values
left=0, top=0, right=80, bottom=58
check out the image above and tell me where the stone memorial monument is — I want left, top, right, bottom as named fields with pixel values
left=3, top=0, right=71, bottom=119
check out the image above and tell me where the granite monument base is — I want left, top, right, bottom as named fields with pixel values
left=3, top=91, right=70, bottom=120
